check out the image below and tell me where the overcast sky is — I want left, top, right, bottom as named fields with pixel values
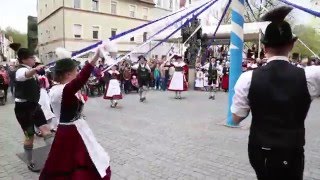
left=0, top=0, right=316, bottom=33
left=0, top=0, right=37, bottom=33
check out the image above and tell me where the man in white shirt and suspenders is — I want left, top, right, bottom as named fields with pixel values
left=14, top=48, right=54, bottom=172
left=231, top=7, right=320, bottom=180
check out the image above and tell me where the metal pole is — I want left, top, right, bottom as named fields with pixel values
left=258, top=31, right=261, bottom=59
left=297, top=38, right=319, bottom=59
left=226, top=0, right=245, bottom=127
left=63, top=0, right=66, bottom=48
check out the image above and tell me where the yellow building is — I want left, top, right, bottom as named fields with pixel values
left=38, top=0, right=181, bottom=63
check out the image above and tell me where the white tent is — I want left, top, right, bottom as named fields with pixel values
left=203, top=21, right=270, bottom=41
left=154, top=22, right=270, bottom=43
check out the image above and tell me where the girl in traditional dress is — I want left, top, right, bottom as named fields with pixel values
left=40, top=46, right=111, bottom=180
left=166, top=54, right=188, bottom=99
left=195, top=67, right=204, bottom=90
left=38, top=76, right=57, bottom=131
left=104, top=65, right=122, bottom=108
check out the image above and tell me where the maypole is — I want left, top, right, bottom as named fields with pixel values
left=226, top=0, right=245, bottom=127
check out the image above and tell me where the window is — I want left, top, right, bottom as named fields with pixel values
left=129, top=5, right=136, bottom=18
left=169, top=0, right=173, bottom=9
left=111, top=28, right=117, bottom=37
left=74, top=0, right=81, bottom=8
left=142, top=7, right=148, bottom=20
left=92, top=0, right=99, bottom=11
left=156, top=0, right=162, bottom=7
left=73, top=24, right=82, bottom=38
left=143, top=32, right=147, bottom=42
left=111, top=1, right=117, bottom=14
left=92, top=26, right=99, bottom=39
left=175, top=0, right=179, bottom=10
left=130, top=37, right=134, bottom=42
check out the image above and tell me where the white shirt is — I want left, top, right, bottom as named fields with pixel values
left=172, top=61, right=186, bottom=67
left=231, top=56, right=320, bottom=118
left=202, top=62, right=217, bottom=70
left=131, top=63, right=151, bottom=71
left=15, top=64, right=36, bottom=102
left=15, top=64, right=33, bottom=82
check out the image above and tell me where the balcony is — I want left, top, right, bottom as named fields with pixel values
left=137, top=0, right=156, bottom=5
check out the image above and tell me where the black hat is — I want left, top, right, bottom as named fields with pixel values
left=260, top=6, right=297, bottom=47
left=54, top=58, right=77, bottom=74
left=138, top=55, right=147, bottom=61
left=17, top=48, right=34, bottom=60
left=172, top=54, right=182, bottom=59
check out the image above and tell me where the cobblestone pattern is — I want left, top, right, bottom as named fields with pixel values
left=0, top=91, right=320, bottom=180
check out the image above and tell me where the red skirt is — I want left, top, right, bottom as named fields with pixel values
left=221, top=74, right=229, bottom=90
left=40, top=125, right=111, bottom=180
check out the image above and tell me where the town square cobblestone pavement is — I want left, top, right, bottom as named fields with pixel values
left=0, top=91, right=320, bottom=180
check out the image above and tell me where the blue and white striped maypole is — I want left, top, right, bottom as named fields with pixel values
left=226, top=0, right=245, bottom=127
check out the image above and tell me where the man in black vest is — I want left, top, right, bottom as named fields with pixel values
left=14, top=48, right=54, bottom=172
left=231, top=7, right=320, bottom=180
left=202, top=57, right=218, bottom=100
left=131, top=55, right=151, bottom=102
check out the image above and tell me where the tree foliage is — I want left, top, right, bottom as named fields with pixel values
left=292, top=25, right=320, bottom=58
left=3, top=27, right=27, bottom=48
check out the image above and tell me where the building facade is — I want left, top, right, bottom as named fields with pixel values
left=38, top=0, right=181, bottom=63
left=0, top=32, right=15, bottom=63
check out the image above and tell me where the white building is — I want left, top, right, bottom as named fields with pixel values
left=38, top=0, right=182, bottom=63
left=0, top=32, right=15, bottom=63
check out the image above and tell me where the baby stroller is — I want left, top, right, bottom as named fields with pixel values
left=85, top=75, right=101, bottom=96
left=130, top=75, right=139, bottom=93
left=0, top=75, right=6, bottom=105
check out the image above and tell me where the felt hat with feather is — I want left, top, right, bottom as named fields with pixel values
left=260, top=6, right=298, bottom=47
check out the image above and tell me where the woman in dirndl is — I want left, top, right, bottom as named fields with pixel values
left=221, top=62, right=230, bottom=92
left=166, top=54, right=188, bottom=99
left=103, top=65, right=122, bottom=108
left=40, top=46, right=111, bottom=180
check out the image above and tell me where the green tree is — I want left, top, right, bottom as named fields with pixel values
left=4, top=27, right=27, bottom=48
left=292, top=25, right=320, bottom=57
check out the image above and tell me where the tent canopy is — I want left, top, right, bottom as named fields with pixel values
left=154, top=22, right=270, bottom=43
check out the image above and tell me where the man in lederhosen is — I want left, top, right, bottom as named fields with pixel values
left=131, top=55, right=151, bottom=102
left=231, top=7, right=320, bottom=180
left=202, top=57, right=218, bottom=100
left=14, top=48, right=54, bottom=172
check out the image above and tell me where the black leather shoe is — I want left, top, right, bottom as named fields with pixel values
left=28, top=163, right=40, bottom=173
